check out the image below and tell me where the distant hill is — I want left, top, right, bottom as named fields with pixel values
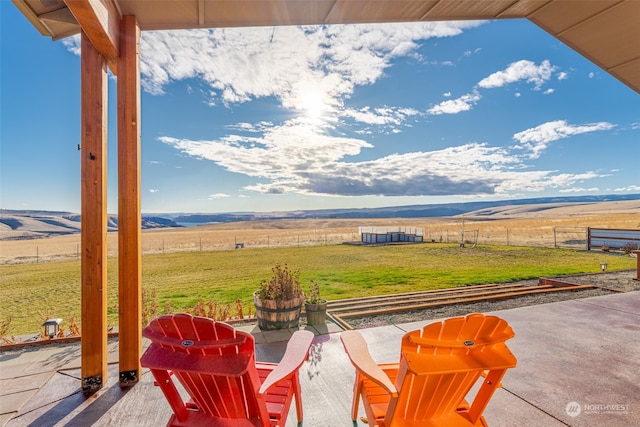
left=2, top=193, right=639, bottom=240
left=0, top=211, right=182, bottom=240
left=172, top=193, right=640, bottom=224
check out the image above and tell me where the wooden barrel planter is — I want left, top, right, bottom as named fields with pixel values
left=305, top=301, right=327, bottom=326
left=254, top=292, right=303, bottom=330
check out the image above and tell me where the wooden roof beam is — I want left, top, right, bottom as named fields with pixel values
left=65, top=0, right=121, bottom=74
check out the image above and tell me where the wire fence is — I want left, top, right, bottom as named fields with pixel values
left=0, top=224, right=596, bottom=265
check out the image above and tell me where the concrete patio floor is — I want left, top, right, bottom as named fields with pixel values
left=1, top=290, right=638, bottom=426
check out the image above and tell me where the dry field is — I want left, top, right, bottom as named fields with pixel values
left=1, top=200, right=638, bottom=264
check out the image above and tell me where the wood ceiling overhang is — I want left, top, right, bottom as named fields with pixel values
left=12, top=0, right=640, bottom=94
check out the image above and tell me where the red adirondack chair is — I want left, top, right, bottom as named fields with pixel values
left=141, top=313, right=314, bottom=426
left=341, top=313, right=517, bottom=426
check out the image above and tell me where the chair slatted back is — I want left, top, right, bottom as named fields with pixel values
left=388, top=313, right=517, bottom=426
left=142, top=313, right=268, bottom=424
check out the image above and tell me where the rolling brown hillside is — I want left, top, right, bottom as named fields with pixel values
left=1, top=200, right=638, bottom=264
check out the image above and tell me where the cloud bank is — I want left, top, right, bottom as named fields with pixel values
left=64, top=22, right=617, bottom=201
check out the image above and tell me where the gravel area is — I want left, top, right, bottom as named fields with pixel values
left=347, top=270, right=639, bottom=329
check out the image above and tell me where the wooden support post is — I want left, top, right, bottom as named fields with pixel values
left=80, top=31, right=108, bottom=394
left=117, top=15, right=142, bottom=387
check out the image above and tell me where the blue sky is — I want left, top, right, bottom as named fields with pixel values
left=1, top=3, right=638, bottom=214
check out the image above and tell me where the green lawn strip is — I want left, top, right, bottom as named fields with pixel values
left=0, top=244, right=634, bottom=336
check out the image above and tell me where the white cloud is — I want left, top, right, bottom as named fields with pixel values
left=547, top=172, right=602, bottom=185
left=557, top=72, right=568, bottom=80
left=559, top=187, right=600, bottom=193
left=208, top=193, right=230, bottom=199
left=427, top=92, right=481, bottom=115
left=614, top=185, right=640, bottom=192
left=427, top=60, right=557, bottom=115
left=513, top=120, right=615, bottom=158
left=160, top=124, right=599, bottom=198
left=477, top=59, right=556, bottom=90
left=149, top=189, right=159, bottom=193
left=62, top=35, right=81, bottom=55
left=138, top=21, right=483, bottom=109
left=226, top=122, right=274, bottom=133
left=341, top=106, right=421, bottom=127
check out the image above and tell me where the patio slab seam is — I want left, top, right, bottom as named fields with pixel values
left=501, top=387, right=571, bottom=427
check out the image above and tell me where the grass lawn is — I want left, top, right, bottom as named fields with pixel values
left=0, top=243, right=635, bottom=336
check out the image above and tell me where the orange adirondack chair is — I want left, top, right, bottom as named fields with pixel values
left=341, top=313, right=517, bottom=427
left=141, top=313, right=314, bottom=426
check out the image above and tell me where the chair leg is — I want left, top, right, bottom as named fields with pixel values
left=351, top=373, right=363, bottom=421
left=293, top=371, right=304, bottom=423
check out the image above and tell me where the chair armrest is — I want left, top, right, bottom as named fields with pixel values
left=258, top=330, right=314, bottom=395
left=340, top=330, right=397, bottom=396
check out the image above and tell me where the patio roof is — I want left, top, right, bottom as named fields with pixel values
left=12, top=0, right=640, bottom=94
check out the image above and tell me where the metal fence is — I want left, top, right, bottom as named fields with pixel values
left=588, top=228, right=640, bottom=251
left=553, top=226, right=588, bottom=250
left=4, top=225, right=638, bottom=265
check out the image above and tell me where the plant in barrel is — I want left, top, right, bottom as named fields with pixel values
left=254, top=263, right=304, bottom=330
left=305, top=280, right=327, bottom=326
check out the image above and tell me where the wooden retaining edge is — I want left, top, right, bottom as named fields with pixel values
left=327, top=283, right=527, bottom=309
left=326, top=312, right=353, bottom=331
left=538, top=276, right=626, bottom=293
left=332, top=284, right=596, bottom=320
left=328, top=284, right=555, bottom=314
left=326, top=283, right=500, bottom=307
left=539, top=278, right=590, bottom=287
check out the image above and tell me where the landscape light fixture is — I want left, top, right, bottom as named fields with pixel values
left=600, top=262, right=608, bottom=272
left=42, top=318, right=62, bottom=339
